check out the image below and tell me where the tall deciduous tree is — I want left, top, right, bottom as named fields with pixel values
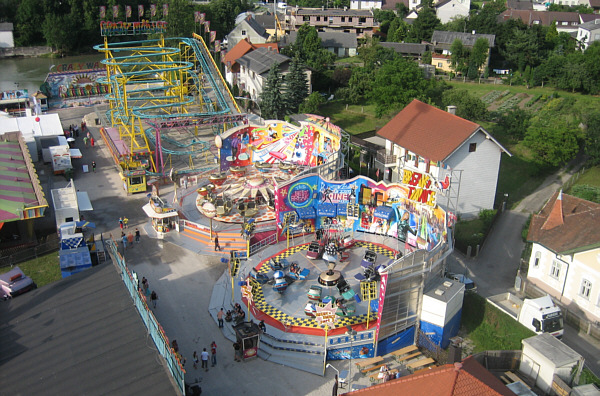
left=450, top=39, right=469, bottom=75
left=260, top=63, right=286, bottom=120
left=470, top=37, right=490, bottom=71
left=442, top=89, right=488, bottom=121
left=406, top=0, right=440, bottom=43
left=583, top=111, right=600, bottom=165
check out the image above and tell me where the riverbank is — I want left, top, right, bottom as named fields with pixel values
left=0, top=46, right=53, bottom=59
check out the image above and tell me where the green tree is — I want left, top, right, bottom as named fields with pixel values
left=284, top=57, right=309, bottom=114
left=209, top=0, right=251, bottom=38
left=500, top=27, right=544, bottom=71
left=468, top=0, right=505, bottom=35
left=496, top=108, right=531, bottom=140
left=43, top=13, right=75, bottom=53
left=14, top=0, right=47, bottom=45
left=299, top=91, right=326, bottom=114
left=583, top=111, right=600, bottom=165
left=406, top=0, right=440, bottom=43
left=422, top=50, right=432, bottom=65
left=260, top=63, right=286, bottom=120
left=442, top=89, right=488, bottom=121
left=450, top=39, right=469, bottom=75
left=584, top=42, right=600, bottom=94
left=283, top=23, right=334, bottom=72
left=470, top=37, right=489, bottom=71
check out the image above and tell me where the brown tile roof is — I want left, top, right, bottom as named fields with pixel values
left=376, top=99, right=481, bottom=162
left=527, top=191, right=600, bottom=254
left=541, top=190, right=564, bottom=230
left=348, top=356, right=515, bottom=396
left=222, top=39, right=278, bottom=66
left=498, top=10, right=581, bottom=26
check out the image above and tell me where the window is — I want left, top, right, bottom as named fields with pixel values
left=317, top=16, right=321, bottom=21
left=359, top=17, right=366, bottom=23
left=437, top=62, right=443, bottom=67
left=561, top=21, right=568, bottom=26
left=242, top=30, right=247, bottom=36
left=303, top=16, right=310, bottom=22
left=469, top=143, right=477, bottom=152
left=550, top=260, right=561, bottom=279
left=580, top=279, right=592, bottom=299
left=341, top=17, right=346, bottom=22
left=533, top=251, right=540, bottom=267
left=348, top=17, right=353, bottom=22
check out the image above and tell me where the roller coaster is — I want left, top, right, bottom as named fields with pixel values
left=94, top=27, right=242, bottom=193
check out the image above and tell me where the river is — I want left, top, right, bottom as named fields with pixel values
left=0, top=54, right=103, bottom=94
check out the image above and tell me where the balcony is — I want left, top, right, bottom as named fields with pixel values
left=375, top=150, right=397, bottom=167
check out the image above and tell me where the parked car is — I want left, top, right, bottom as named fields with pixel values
left=445, top=272, right=477, bottom=292
left=0, top=266, right=36, bottom=299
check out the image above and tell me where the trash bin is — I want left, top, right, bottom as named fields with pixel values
left=95, top=118, right=100, bottom=125
left=64, top=168, right=74, bottom=180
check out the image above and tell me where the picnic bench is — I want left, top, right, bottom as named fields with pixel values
left=406, top=357, right=435, bottom=371
left=361, top=363, right=386, bottom=375
left=396, top=352, right=422, bottom=363
left=355, top=356, right=383, bottom=370
left=369, top=369, right=399, bottom=382
left=504, top=371, right=530, bottom=388
left=389, top=345, right=419, bottom=360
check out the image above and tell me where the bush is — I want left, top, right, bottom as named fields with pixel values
left=479, top=209, right=497, bottom=231
left=570, top=185, right=600, bottom=203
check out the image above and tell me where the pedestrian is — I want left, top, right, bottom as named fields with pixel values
left=83, top=136, right=88, bottom=147
left=217, top=308, right=224, bottom=328
left=214, top=234, right=221, bottom=251
left=193, top=351, right=199, bottom=369
left=87, top=131, right=91, bottom=139
left=90, top=137, right=95, bottom=147
left=127, top=232, right=134, bottom=246
left=119, top=217, right=123, bottom=230
left=210, top=341, right=217, bottom=367
left=233, top=341, right=242, bottom=362
left=92, top=161, right=96, bottom=172
left=150, top=290, right=158, bottom=308
left=122, top=233, right=128, bottom=250
left=123, top=217, right=129, bottom=229
left=200, top=348, right=209, bottom=371
left=258, top=320, right=266, bottom=334
left=135, top=228, right=141, bottom=243
left=75, top=126, right=80, bottom=138
left=142, top=277, right=148, bottom=294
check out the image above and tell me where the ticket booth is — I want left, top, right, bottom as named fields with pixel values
left=233, top=321, right=261, bottom=361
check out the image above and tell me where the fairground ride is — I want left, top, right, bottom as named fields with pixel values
left=94, top=22, right=242, bottom=193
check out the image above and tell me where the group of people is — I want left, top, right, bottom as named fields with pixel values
left=121, top=228, right=140, bottom=249
left=138, top=276, right=158, bottom=308
left=192, top=342, right=217, bottom=371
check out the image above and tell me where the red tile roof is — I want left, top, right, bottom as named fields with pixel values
left=348, top=356, right=515, bottom=396
left=222, top=39, right=279, bottom=66
left=527, top=191, right=600, bottom=254
left=376, top=99, right=481, bottom=162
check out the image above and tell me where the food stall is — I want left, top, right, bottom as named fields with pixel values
left=142, top=195, right=179, bottom=239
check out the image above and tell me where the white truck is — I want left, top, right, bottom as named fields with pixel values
left=487, top=293, right=564, bottom=339
left=0, top=266, right=36, bottom=300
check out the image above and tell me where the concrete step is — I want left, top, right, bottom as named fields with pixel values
left=260, top=332, right=324, bottom=355
left=258, top=341, right=325, bottom=376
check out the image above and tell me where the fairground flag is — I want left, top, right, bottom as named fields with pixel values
left=199, top=13, right=205, bottom=24
left=214, top=40, right=221, bottom=51
left=204, top=21, right=210, bottom=33
left=113, top=5, right=119, bottom=18
left=99, top=6, right=106, bottom=18
left=138, top=5, right=144, bottom=18
left=163, top=4, right=168, bottom=17
left=126, top=5, right=132, bottom=18
left=210, top=31, right=216, bottom=43
left=194, top=11, right=201, bottom=23
left=150, top=4, right=156, bottom=17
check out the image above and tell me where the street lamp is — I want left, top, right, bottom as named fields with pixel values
left=346, top=325, right=357, bottom=391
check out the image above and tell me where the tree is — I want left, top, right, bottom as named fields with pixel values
left=406, top=0, right=440, bottom=43
left=260, top=63, right=286, bottom=120
left=442, top=89, right=488, bottom=121
left=284, top=58, right=309, bottom=114
left=422, top=50, right=432, bottom=65
left=583, top=111, right=600, bottom=165
left=299, top=92, right=326, bottom=114
left=43, top=13, right=75, bottom=53
left=450, top=39, right=469, bottom=75
left=496, top=108, right=531, bottom=140
left=500, top=27, right=544, bottom=71
left=283, top=23, right=335, bottom=72
left=470, top=37, right=490, bottom=71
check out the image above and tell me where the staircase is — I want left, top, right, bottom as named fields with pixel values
left=180, top=226, right=246, bottom=254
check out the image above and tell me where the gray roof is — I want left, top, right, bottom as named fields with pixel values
left=431, top=30, right=496, bottom=47
left=282, top=31, right=358, bottom=49
left=237, top=46, right=291, bottom=74
left=243, top=16, right=269, bottom=38
left=0, top=22, right=13, bottom=31
left=0, top=263, right=178, bottom=396
left=522, top=333, right=582, bottom=367
left=579, top=19, right=600, bottom=32
left=296, top=8, right=373, bottom=17
left=380, top=42, right=430, bottom=55
left=506, top=0, right=534, bottom=10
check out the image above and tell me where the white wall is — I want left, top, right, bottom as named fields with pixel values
left=0, top=31, right=14, bottom=48
left=350, top=0, right=382, bottom=9
left=436, top=0, right=471, bottom=24
left=227, top=21, right=267, bottom=49
left=520, top=342, right=579, bottom=394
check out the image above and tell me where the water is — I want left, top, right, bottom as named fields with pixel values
left=0, top=54, right=103, bottom=94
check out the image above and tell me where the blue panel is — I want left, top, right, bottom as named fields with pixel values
left=373, top=205, right=394, bottom=220
left=370, top=299, right=379, bottom=313
left=317, top=203, right=336, bottom=217
left=376, top=326, right=415, bottom=356
left=296, top=206, right=316, bottom=219
left=420, top=308, right=462, bottom=349
left=59, top=246, right=92, bottom=269
left=419, top=321, right=443, bottom=348
left=337, top=203, right=348, bottom=216
left=327, top=342, right=375, bottom=360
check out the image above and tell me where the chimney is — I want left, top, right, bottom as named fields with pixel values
left=447, top=105, right=457, bottom=115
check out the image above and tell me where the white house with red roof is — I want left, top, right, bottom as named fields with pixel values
left=526, top=191, right=600, bottom=323
left=375, top=99, right=510, bottom=218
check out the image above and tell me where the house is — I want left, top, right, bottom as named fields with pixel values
left=351, top=0, right=383, bottom=9
left=375, top=100, right=511, bottom=217
left=222, top=38, right=279, bottom=88
left=235, top=46, right=312, bottom=101
left=347, top=355, right=515, bottom=395
left=254, top=12, right=286, bottom=41
left=498, top=10, right=583, bottom=33
left=227, top=15, right=270, bottom=49
left=379, top=42, right=431, bottom=61
left=526, top=191, right=600, bottom=324
left=507, top=0, right=534, bottom=10
left=577, top=19, right=600, bottom=50
left=289, top=8, right=377, bottom=37
left=435, top=0, right=471, bottom=24
left=281, top=31, right=359, bottom=57
left=0, top=22, right=14, bottom=48
left=430, top=30, right=495, bottom=72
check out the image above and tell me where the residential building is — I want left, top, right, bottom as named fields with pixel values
left=526, top=191, right=600, bottom=323
left=375, top=100, right=510, bottom=217
left=222, top=39, right=279, bottom=88
left=289, top=8, right=377, bottom=37
left=227, top=15, right=270, bottom=49
left=280, top=31, right=359, bottom=57
left=497, top=10, right=584, bottom=33
left=430, top=30, right=495, bottom=73
left=351, top=0, right=383, bottom=9
left=254, top=12, right=286, bottom=41
left=0, top=22, right=14, bottom=48
left=435, top=0, right=471, bottom=24
left=235, top=46, right=312, bottom=102
left=577, top=19, right=600, bottom=50
left=432, top=53, right=453, bottom=73
left=507, top=0, right=534, bottom=10
left=379, top=42, right=432, bottom=61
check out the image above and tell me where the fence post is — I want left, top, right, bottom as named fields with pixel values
left=475, top=245, right=480, bottom=257
left=466, top=246, right=472, bottom=258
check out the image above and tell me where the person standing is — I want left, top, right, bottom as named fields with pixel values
left=91, top=161, right=96, bottom=172
left=122, top=233, right=128, bottom=250
left=332, top=375, right=338, bottom=396
left=217, top=308, right=224, bottom=328
left=214, top=234, right=221, bottom=251
left=90, top=137, right=95, bottom=147
left=193, top=351, right=199, bottom=369
left=123, top=217, right=129, bottom=229
left=150, top=291, right=158, bottom=308
left=127, top=232, right=134, bottom=247
left=210, top=341, right=217, bottom=367
left=83, top=136, right=88, bottom=147
left=119, top=217, right=123, bottom=230
left=135, top=228, right=141, bottom=243
left=141, top=277, right=148, bottom=294
left=200, top=348, right=209, bottom=371
left=233, top=341, right=242, bottom=362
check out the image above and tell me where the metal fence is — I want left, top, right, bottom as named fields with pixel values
left=0, top=236, right=60, bottom=268
left=105, top=238, right=186, bottom=395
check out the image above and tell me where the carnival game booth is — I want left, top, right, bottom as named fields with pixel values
left=143, top=195, right=178, bottom=238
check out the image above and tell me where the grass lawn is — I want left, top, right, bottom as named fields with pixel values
left=570, top=166, right=600, bottom=188
left=319, top=101, right=393, bottom=135
left=0, top=252, right=61, bottom=288
left=461, top=293, right=535, bottom=353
